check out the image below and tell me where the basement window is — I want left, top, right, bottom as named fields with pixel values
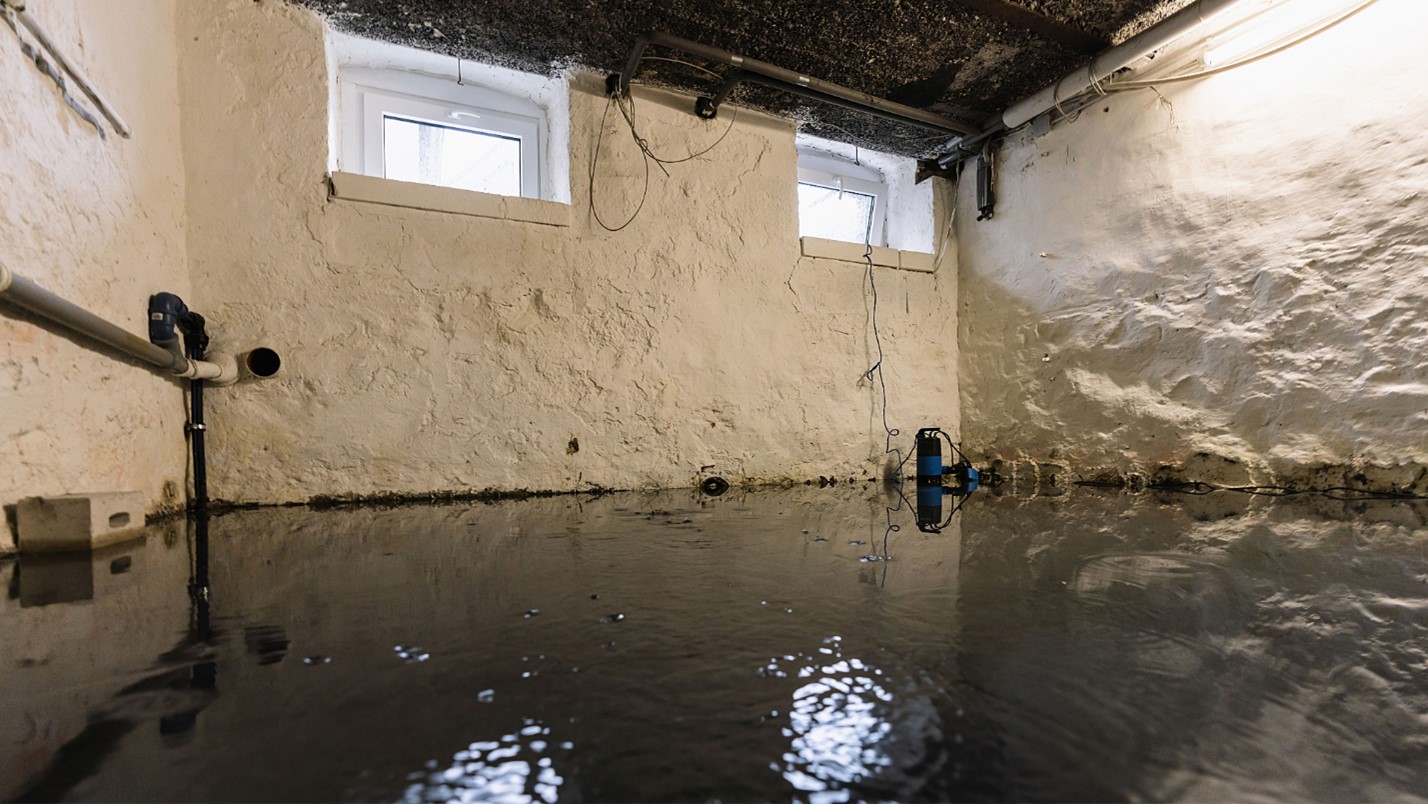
left=795, top=135, right=936, bottom=261
left=797, top=150, right=888, bottom=247
left=337, top=66, right=546, bottom=199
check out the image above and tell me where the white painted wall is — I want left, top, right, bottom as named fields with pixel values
left=0, top=0, right=190, bottom=552
left=177, top=1, right=959, bottom=505
left=958, top=0, right=1428, bottom=483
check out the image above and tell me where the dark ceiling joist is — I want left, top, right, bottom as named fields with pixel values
left=948, top=0, right=1108, bottom=54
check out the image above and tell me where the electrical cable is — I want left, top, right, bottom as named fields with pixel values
left=588, top=94, right=651, bottom=232
left=635, top=55, right=725, bottom=80
left=858, top=209, right=906, bottom=558
left=588, top=57, right=741, bottom=232
left=618, top=89, right=739, bottom=165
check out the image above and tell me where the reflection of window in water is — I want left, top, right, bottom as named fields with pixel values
left=403, top=718, right=570, bottom=804
left=777, top=636, right=897, bottom=802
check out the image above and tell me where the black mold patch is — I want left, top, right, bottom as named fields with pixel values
left=294, top=0, right=1190, bottom=156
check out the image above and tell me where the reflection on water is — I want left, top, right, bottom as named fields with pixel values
left=3, top=487, right=1428, bottom=801
left=404, top=718, right=570, bottom=804
left=780, top=637, right=896, bottom=802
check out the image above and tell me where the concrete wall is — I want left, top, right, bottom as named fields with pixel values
left=178, top=0, right=958, bottom=505
left=958, top=0, right=1428, bottom=485
left=0, top=1, right=191, bottom=552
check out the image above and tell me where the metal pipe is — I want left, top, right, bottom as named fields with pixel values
left=705, top=69, right=745, bottom=111
left=618, top=31, right=981, bottom=137
left=0, top=262, right=181, bottom=370
left=8, top=1, right=132, bottom=138
left=1001, top=0, right=1248, bottom=130
left=708, top=71, right=977, bottom=135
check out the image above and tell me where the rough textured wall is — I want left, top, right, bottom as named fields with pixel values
left=0, top=0, right=190, bottom=552
left=179, top=1, right=958, bottom=505
left=958, top=0, right=1428, bottom=485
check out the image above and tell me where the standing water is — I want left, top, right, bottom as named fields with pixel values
left=3, top=487, right=1427, bottom=801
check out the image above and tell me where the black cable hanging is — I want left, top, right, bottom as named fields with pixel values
left=589, top=58, right=740, bottom=232
left=859, top=212, right=906, bottom=561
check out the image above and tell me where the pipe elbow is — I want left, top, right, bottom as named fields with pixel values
left=194, top=347, right=282, bottom=387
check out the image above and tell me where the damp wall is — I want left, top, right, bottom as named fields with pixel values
left=0, top=0, right=191, bottom=552
left=956, top=0, right=1428, bottom=487
left=177, top=1, right=958, bottom=505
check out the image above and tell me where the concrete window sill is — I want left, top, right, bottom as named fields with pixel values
left=328, top=171, right=571, bottom=227
left=799, top=236, right=936, bottom=273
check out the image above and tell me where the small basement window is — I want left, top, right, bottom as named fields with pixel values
left=338, top=66, right=546, bottom=199
left=797, top=150, right=888, bottom=246
left=796, top=135, right=936, bottom=255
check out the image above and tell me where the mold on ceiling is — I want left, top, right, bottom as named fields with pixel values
left=296, top=0, right=1191, bottom=155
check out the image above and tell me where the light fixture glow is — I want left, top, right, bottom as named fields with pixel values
left=1203, top=0, right=1367, bottom=67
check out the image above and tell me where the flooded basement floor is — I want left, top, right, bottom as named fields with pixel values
left=4, top=487, right=1428, bottom=802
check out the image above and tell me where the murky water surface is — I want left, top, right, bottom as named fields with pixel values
left=4, top=488, right=1428, bottom=801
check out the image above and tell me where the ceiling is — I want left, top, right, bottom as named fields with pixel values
left=297, top=0, right=1191, bottom=156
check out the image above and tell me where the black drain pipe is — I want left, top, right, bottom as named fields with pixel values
left=151, top=291, right=212, bottom=511
left=185, top=314, right=210, bottom=511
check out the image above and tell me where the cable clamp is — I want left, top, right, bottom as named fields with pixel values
left=185, top=422, right=206, bottom=432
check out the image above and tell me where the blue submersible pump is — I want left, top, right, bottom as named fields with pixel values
left=914, top=427, right=980, bottom=533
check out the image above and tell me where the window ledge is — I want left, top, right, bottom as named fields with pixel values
left=328, top=171, right=570, bottom=227
left=799, top=237, right=937, bottom=273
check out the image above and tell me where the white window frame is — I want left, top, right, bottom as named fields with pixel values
left=338, top=66, right=544, bottom=199
left=796, top=150, right=889, bottom=247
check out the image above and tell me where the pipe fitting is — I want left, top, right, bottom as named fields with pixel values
left=147, top=292, right=191, bottom=370
left=0, top=261, right=13, bottom=293
left=185, top=348, right=281, bottom=387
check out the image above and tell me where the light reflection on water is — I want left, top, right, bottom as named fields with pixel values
left=403, top=718, right=569, bottom=804
left=4, top=488, right=1428, bottom=801
left=777, top=637, right=896, bottom=800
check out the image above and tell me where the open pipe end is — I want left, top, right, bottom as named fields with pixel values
left=245, top=347, right=281, bottom=378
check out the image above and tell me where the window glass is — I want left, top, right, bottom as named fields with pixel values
left=798, top=182, right=877, bottom=244
left=382, top=116, right=522, bottom=196
left=336, top=61, right=550, bottom=200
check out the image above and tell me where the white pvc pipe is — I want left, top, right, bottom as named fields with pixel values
left=1, top=262, right=278, bottom=385
left=176, top=354, right=240, bottom=385
left=8, top=1, right=132, bottom=138
left=174, top=351, right=281, bottom=386
left=0, top=260, right=178, bottom=369
left=1002, top=0, right=1249, bottom=130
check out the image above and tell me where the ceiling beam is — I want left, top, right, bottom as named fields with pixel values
left=948, top=0, right=1108, bottom=54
